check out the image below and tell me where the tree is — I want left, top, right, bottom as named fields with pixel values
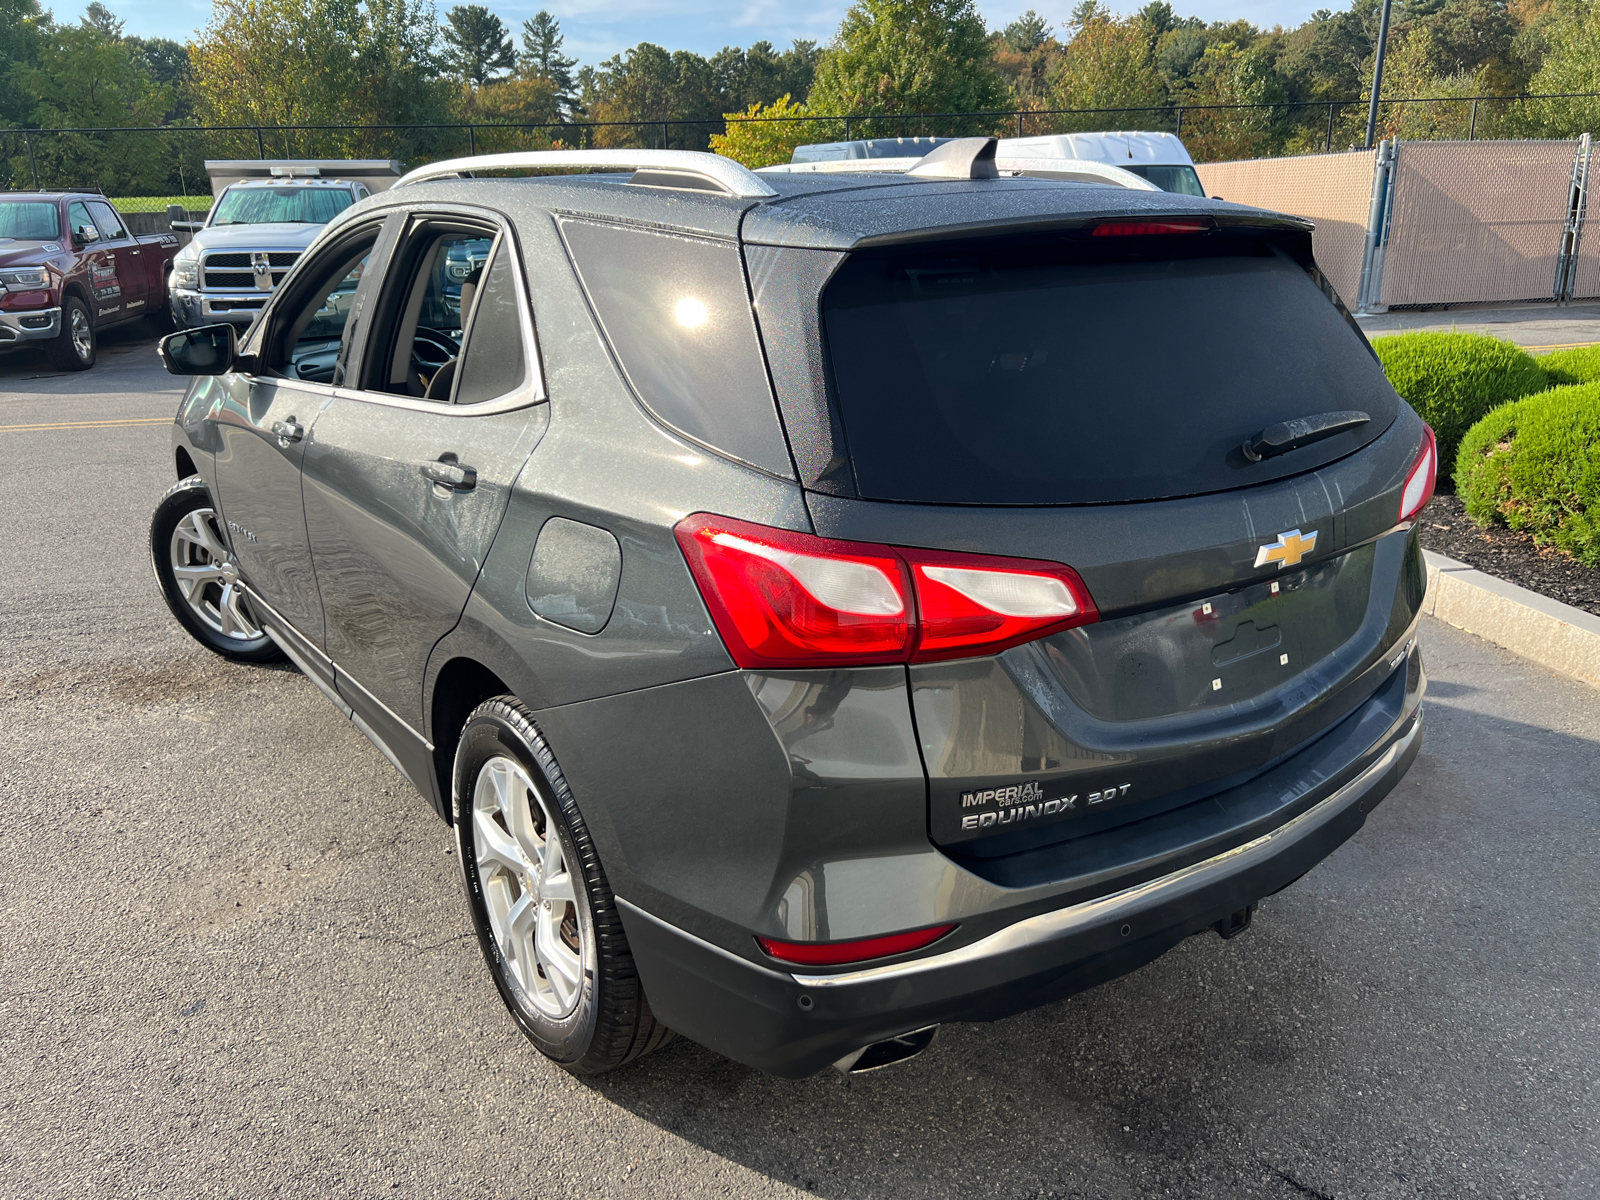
left=1050, top=13, right=1167, bottom=123
left=442, top=4, right=514, bottom=86
left=1003, top=10, right=1051, bottom=51
left=81, top=1, right=125, bottom=37
left=127, top=36, right=192, bottom=119
left=190, top=0, right=454, bottom=157
left=519, top=10, right=577, bottom=114
left=0, top=0, right=49, bottom=127
left=807, top=0, right=1007, bottom=134
left=582, top=43, right=723, bottom=148
left=710, top=94, right=835, bottom=166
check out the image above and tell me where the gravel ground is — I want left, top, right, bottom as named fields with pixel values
left=1417, top=495, right=1600, bottom=617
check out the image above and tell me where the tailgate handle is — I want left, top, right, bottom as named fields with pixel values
left=1244, top=410, right=1369, bottom=462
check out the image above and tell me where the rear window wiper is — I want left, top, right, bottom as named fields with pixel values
left=1243, top=410, right=1369, bottom=462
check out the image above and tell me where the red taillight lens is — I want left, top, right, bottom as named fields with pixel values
left=757, top=924, right=957, bottom=966
left=674, top=514, right=913, bottom=668
left=902, top=548, right=1098, bottom=662
left=1398, top=424, right=1437, bottom=522
left=1091, top=219, right=1211, bottom=236
left=676, top=514, right=1100, bottom=667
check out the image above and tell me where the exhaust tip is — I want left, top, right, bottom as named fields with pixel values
left=832, top=1025, right=939, bottom=1075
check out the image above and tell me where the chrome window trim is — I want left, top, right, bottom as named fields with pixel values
left=331, top=207, right=546, bottom=417
left=791, top=713, right=1422, bottom=988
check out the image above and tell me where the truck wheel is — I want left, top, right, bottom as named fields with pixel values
left=454, top=698, right=673, bottom=1075
left=44, top=295, right=96, bottom=371
left=149, top=476, right=284, bottom=664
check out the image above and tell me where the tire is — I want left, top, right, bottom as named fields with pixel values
left=454, top=698, right=672, bottom=1074
left=149, top=476, right=284, bottom=664
left=44, top=294, right=96, bottom=371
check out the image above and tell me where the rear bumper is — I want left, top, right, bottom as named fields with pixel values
left=618, top=707, right=1421, bottom=1078
left=0, top=306, right=61, bottom=344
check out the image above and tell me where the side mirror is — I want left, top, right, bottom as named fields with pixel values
left=159, top=324, right=246, bottom=376
left=72, top=223, right=99, bottom=248
left=170, top=221, right=204, bottom=233
left=166, top=204, right=185, bottom=222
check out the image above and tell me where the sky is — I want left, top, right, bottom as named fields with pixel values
left=93, top=0, right=1329, bottom=59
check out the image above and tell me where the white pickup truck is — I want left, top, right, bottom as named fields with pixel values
left=167, top=160, right=399, bottom=330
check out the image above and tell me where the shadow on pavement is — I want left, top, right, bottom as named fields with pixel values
left=583, top=697, right=1600, bottom=1199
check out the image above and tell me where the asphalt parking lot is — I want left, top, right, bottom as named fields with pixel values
left=2, top=328, right=1598, bottom=1200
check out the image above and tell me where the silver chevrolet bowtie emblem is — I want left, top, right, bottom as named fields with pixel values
left=251, top=251, right=274, bottom=291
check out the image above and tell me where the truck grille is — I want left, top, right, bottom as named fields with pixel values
left=201, top=250, right=300, bottom=292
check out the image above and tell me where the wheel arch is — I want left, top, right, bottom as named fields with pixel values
left=429, top=655, right=514, bottom=823
left=60, top=279, right=92, bottom=315
left=175, top=445, right=197, bottom=479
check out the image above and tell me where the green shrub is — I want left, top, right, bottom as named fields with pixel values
left=1456, top=382, right=1600, bottom=567
left=1371, top=332, right=1548, bottom=486
left=1536, top=343, right=1600, bottom=387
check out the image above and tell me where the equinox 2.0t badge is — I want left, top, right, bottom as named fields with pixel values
left=1255, top=528, right=1317, bottom=570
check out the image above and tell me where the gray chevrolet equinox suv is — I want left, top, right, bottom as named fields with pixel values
left=150, top=141, right=1432, bottom=1079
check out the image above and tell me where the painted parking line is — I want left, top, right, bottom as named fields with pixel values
left=1524, top=341, right=1600, bottom=352
left=0, top=417, right=171, bottom=433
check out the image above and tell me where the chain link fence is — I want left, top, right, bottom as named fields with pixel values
left=3, top=92, right=1596, bottom=202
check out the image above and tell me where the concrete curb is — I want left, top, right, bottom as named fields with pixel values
left=1423, top=549, right=1600, bottom=688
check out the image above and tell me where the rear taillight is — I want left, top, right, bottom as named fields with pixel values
left=1091, top=219, right=1211, bottom=236
left=757, top=923, right=956, bottom=966
left=901, top=548, right=1097, bottom=662
left=1398, top=424, right=1437, bottom=523
left=675, top=514, right=1098, bottom=668
left=674, top=514, right=912, bottom=668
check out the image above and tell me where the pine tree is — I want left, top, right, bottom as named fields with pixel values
left=443, top=4, right=514, bottom=87
left=519, top=10, right=578, bottom=114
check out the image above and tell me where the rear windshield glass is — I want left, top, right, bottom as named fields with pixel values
left=0, top=202, right=61, bottom=240
left=212, top=186, right=355, bottom=226
left=822, top=235, right=1396, bottom=504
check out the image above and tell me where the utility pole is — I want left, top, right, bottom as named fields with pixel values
left=1364, top=0, right=1394, bottom=150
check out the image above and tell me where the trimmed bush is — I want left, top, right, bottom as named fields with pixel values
left=1456, top=382, right=1600, bottom=567
left=1536, top=343, right=1600, bottom=387
left=1371, top=332, right=1548, bottom=486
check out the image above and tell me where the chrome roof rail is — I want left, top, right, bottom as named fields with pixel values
left=392, top=150, right=779, bottom=199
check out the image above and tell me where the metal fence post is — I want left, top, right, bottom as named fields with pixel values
left=1175, top=107, right=1183, bottom=136
left=1016, top=112, right=1023, bottom=137
left=255, top=126, right=265, bottom=157
left=24, top=132, right=38, bottom=189
left=1326, top=103, right=1336, bottom=152
left=469, top=124, right=477, bottom=154
left=1554, top=133, right=1591, bottom=303
left=1469, top=99, right=1478, bottom=141
left=1357, top=138, right=1396, bottom=313
left=844, top=117, right=851, bottom=140
left=662, top=121, right=670, bottom=149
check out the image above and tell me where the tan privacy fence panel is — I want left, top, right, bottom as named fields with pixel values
left=1197, top=151, right=1374, bottom=306
left=1379, top=141, right=1576, bottom=307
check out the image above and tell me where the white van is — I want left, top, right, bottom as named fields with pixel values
left=996, top=132, right=1205, bottom=196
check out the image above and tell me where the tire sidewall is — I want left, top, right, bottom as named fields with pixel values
left=149, top=477, right=281, bottom=663
left=49, top=295, right=96, bottom=371
left=454, top=708, right=602, bottom=1064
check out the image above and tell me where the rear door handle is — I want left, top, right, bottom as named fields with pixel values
left=420, top=459, right=477, bottom=490
left=271, top=418, right=304, bottom=445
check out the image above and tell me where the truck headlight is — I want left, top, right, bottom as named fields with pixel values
left=172, top=256, right=200, bottom=289
left=0, top=266, right=48, bottom=288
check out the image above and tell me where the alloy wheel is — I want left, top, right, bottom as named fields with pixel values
left=168, top=507, right=262, bottom=641
left=69, top=305, right=92, bottom=361
left=472, top=755, right=586, bottom=1019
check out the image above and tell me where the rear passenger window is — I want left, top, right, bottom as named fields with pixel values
left=452, top=241, right=527, bottom=405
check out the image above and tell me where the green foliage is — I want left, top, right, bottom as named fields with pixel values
left=443, top=4, right=515, bottom=86
left=518, top=10, right=578, bottom=115
left=1049, top=14, right=1167, bottom=124
left=1537, top=344, right=1600, bottom=385
left=711, top=95, right=836, bottom=167
left=1372, top=332, right=1549, bottom=484
left=1456, top=382, right=1600, bottom=566
left=808, top=0, right=1006, bottom=136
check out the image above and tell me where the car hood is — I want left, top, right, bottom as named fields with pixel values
left=0, top=237, right=70, bottom=266
left=188, top=222, right=326, bottom=252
